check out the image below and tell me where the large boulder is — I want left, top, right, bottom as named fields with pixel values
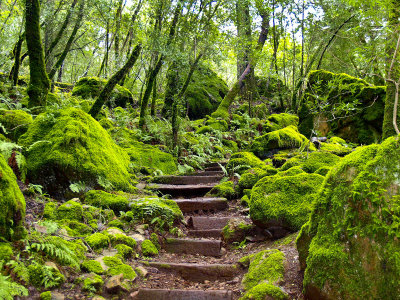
left=0, top=153, right=25, bottom=241
left=296, top=136, right=400, bottom=299
left=185, top=67, right=229, bottom=120
left=263, top=113, right=299, bottom=133
left=0, top=109, right=33, bottom=141
left=72, top=77, right=133, bottom=108
left=298, top=70, right=386, bottom=144
left=250, top=173, right=324, bottom=232
left=19, top=108, right=133, bottom=197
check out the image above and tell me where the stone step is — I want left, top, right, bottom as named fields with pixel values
left=173, top=198, right=228, bottom=213
left=205, top=166, right=224, bottom=172
left=205, top=162, right=227, bottom=168
left=188, top=216, right=232, bottom=230
left=145, top=262, right=240, bottom=282
left=148, top=183, right=216, bottom=198
left=131, top=289, right=233, bottom=300
left=152, top=175, right=223, bottom=185
left=194, top=170, right=225, bottom=177
left=164, top=238, right=222, bottom=257
left=188, top=229, right=222, bottom=238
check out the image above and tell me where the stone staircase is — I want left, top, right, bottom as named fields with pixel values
left=131, top=162, right=242, bottom=300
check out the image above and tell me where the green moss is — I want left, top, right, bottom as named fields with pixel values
left=196, top=125, right=213, bottom=134
left=107, top=219, right=125, bottom=230
left=240, top=283, right=288, bottom=300
left=297, top=137, right=400, bottom=299
left=60, top=220, right=92, bottom=237
left=130, top=197, right=183, bottom=224
left=0, top=110, right=32, bottom=141
left=222, top=219, right=254, bottom=244
left=251, top=126, right=315, bottom=159
left=276, top=166, right=305, bottom=177
left=83, top=273, right=103, bottom=292
left=81, top=260, right=104, bottom=275
left=103, top=256, right=136, bottom=280
left=57, top=200, right=83, bottom=221
left=314, top=166, right=331, bottom=176
left=250, top=173, right=324, bottom=231
left=241, top=249, right=286, bottom=290
left=141, top=240, right=159, bottom=257
left=0, top=153, right=26, bottom=241
left=299, top=70, right=386, bottom=144
left=185, top=67, right=228, bottom=120
left=207, top=181, right=236, bottom=200
left=115, top=244, right=134, bottom=259
left=40, top=291, right=52, bottom=300
left=264, top=113, right=299, bottom=133
left=205, top=118, right=228, bottom=131
left=0, top=243, right=13, bottom=261
left=110, top=233, right=137, bottom=248
left=72, top=77, right=133, bottom=108
left=18, top=108, right=133, bottom=196
left=85, top=190, right=129, bottom=214
left=222, top=139, right=238, bottom=152
left=320, top=136, right=353, bottom=156
left=281, top=152, right=341, bottom=173
left=238, top=166, right=278, bottom=191
left=85, top=233, right=110, bottom=250
left=43, top=201, right=57, bottom=219
left=227, top=152, right=266, bottom=175
left=150, top=233, right=161, bottom=250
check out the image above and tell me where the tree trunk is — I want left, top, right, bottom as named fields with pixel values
left=12, top=34, right=23, bottom=86
left=25, top=0, right=50, bottom=108
left=114, top=0, right=124, bottom=70
left=89, top=43, right=142, bottom=118
left=161, top=62, right=180, bottom=118
left=48, top=0, right=85, bottom=80
left=150, top=75, right=157, bottom=116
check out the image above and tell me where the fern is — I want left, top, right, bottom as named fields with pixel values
left=27, top=237, right=80, bottom=269
left=0, top=141, right=21, bottom=159
left=69, top=181, right=87, bottom=193
left=97, top=176, right=114, bottom=191
left=26, top=140, right=51, bottom=152
left=5, top=257, right=29, bottom=283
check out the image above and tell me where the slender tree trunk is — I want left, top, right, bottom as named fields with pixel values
left=48, top=0, right=85, bottom=80
left=12, top=34, right=23, bottom=86
left=150, top=76, right=157, bottom=116
left=212, top=11, right=270, bottom=120
left=114, top=0, right=123, bottom=70
left=25, top=0, right=50, bottom=108
left=89, top=44, right=142, bottom=118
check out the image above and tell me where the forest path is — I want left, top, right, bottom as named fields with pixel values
left=130, top=163, right=304, bottom=300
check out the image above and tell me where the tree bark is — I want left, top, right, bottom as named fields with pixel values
left=89, top=43, right=142, bottom=118
left=48, top=0, right=85, bottom=80
left=25, top=0, right=50, bottom=108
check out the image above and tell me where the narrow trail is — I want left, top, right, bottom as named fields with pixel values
left=131, top=163, right=304, bottom=300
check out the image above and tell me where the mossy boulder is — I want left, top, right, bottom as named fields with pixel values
left=222, top=219, right=255, bottom=244
left=207, top=181, right=237, bottom=200
left=320, top=136, right=353, bottom=156
left=185, top=67, right=229, bottom=120
left=72, top=77, right=133, bottom=108
left=0, top=109, right=32, bottom=141
left=205, top=118, right=228, bottom=131
left=296, top=136, right=400, bottom=299
left=18, top=108, right=133, bottom=197
left=239, top=249, right=288, bottom=300
left=0, top=153, right=25, bottom=241
left=250, top=126, right=314, bottom=159
left=103, top=256, right=137, bottom=280
left=263, top=113, right=299, bottom=133
left=83, top=273, right=104, bottom=292
left=57, top=199, right=83, bottom=221
left=141, top=239, right=158, bottom=256
left=81, top=260, right=104, bottom=275
left=85, top=232, right=110, bottom=251
left=281, top=152, right=341, bottom=173
left=115, top=244, right=134, bottom=259
left=227, top=152, right=266, bottom=175
left=298, top=70, right=386, bottom=144
left=129, top=197, right=183, bottom=224
left=250, top=173, right=324, bottom=231
left=238, top=166, right=278, bottom=191
left=85, top=190, right=129, bottom=214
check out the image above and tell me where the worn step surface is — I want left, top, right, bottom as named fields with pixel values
left=148, top=183, right=216, bottom=197
left=173, top=198, right=228, bottom=213
left=145, top=262, right=240, bottom=282
left=131, top=289, right=233, bottom=300
left=153, top=175, right=223, bottom=185
left=189, top=216, right=232, bottom=230
left=164, top=238, right=222, bottom=257
left=205, top=162, right=227, bottom=168
left=188, top=229, right=222, bottom=238
left=194, top=170, right=225, bottom=177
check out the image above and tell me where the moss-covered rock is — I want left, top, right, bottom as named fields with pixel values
left=263, top=113, right=299, bottom=133
left=0, top=243, right=13, bottom=261
left=81, top=260, right=104, bottom=275
left=227, top=152, right=266, bottom=175
left=85, top=190, right=129, bottom=214
left=238, top=166, right=278, bottom=191
left=250, top=173, right=324, bottom=231
left=57, top=199, right=83, bottom=221
left=40, top=291, right=52, bottom=300
left=320, top=136, right=353, bottom=156
left=110, top=233, right=137, bottom=248
left=207, top=181, right=237, bottom=200
left=239, top=249, right=288, bottom=300
left=185, top=67, right=229, bottom=120
left=250, top=126, right=314, bottom=159
left=298, top=70, right=386, bottom=144
left=82, top=273, right=104, bottom=292
left=222, top=219, right=255, bottom=244
left=115, top=244, right=134, bottom=259
left=130, top=197, right=183, bottom=224
left=103, top=256, right=136, bottom=280
left=18, top=108, right=133, bottom=197
left=28, top=263, right=65, bottom=288
left=141, top=239, right=158, bottom=256
left=296, top=137, right=400, bottom=299
left=205, top=118, right=228, bottom=131
left=0, top=153, right=25, bottom=241
left=0, top=109, right=32, bottom=141
left=85, top=233, right=110, bottom=251
left=72, top=77, right=133, bottom=108
left=281, top=151, right=341, bottom=174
